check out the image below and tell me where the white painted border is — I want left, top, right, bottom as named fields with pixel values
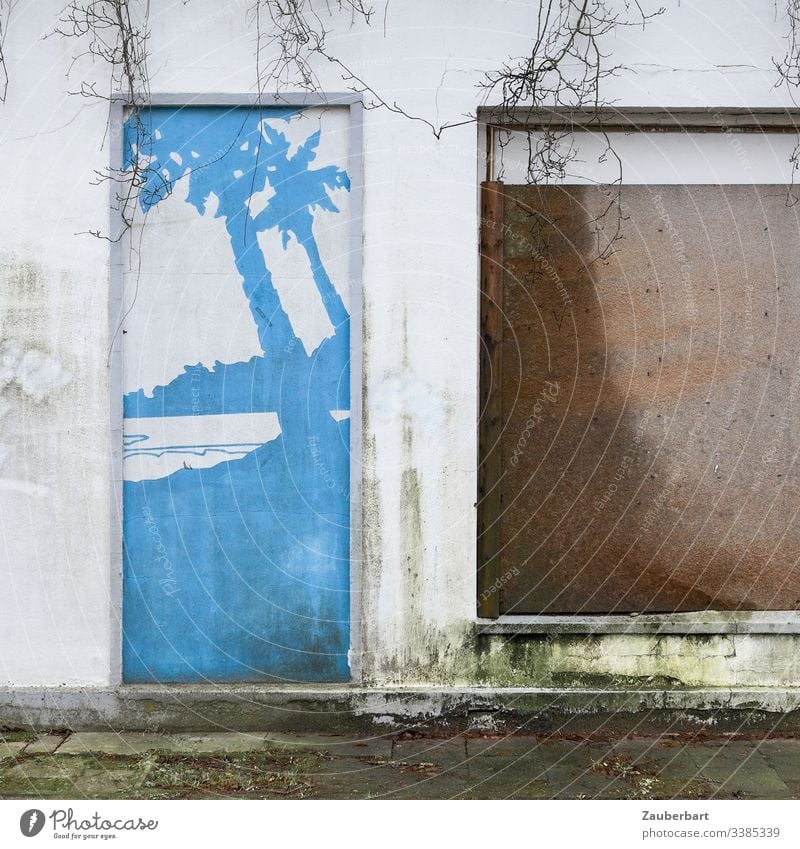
left=108, top=99, right=125, bottom=687
left=475, top=106, right=800, bottom=632
left=347, top=100, right=365, bottom=684
left=108, top=93, right=364, bottom=687
left=477, top=106, right=800, bottom=183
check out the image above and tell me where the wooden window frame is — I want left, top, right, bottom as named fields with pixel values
left=476, top=106, right=800, bottom=633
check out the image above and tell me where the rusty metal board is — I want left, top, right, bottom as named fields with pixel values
left=482, top=183, right=800, bottom=614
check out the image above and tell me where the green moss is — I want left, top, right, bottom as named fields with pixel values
left=0, top=728, right=36, bottom=743
left=550, top=672, right=685, bottom=689
left=471, top=633, right=741, bottom=688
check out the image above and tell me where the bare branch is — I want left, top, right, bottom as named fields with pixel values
left=251, top=0, right=373, bottom=96
left=0, top=0, right=11, bottom=102
left=773, top=1, right=800, bottom=193
left=776, top=0, right=800, bottom=87
left=483, top=0, right=663, bottom=261
left=54, top=1, right=153, bottom=234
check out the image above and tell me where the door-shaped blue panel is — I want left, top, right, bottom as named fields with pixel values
left=121, top=106, right=351, bottom=682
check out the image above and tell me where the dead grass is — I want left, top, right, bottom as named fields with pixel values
left=136, top=748, right=326, bottom=798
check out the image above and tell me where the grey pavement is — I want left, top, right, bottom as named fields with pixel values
left=1, top=728, right=799, bottom=799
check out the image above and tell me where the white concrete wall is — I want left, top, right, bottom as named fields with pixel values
left=1, top=0, right=799, bottom=688
left=0, top=3, right=115, bottom=685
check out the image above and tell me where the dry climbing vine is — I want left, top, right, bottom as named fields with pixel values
left=485, top=1, right=661, bottom=178
left=775, top=0, right=800, bottom=88
left=53, top=0, right=154, bottom=235
left=250, top=0, right=477, bottom=137
left=774, top=0, right=800, bottom=184
left=0, top=0, right=681, bottom=251
left=0, top=0, right=11, bottom=103
left=482, top=0, right=663, bottom=260
left=252, top=0, right=373, bottom=94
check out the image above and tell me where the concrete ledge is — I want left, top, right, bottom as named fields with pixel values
left=476, top=611, right=800, bottom=635
left=2, top=686, right=800, bottom=734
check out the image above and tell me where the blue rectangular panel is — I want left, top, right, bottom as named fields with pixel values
left=121, top=106, right=350, bottom=682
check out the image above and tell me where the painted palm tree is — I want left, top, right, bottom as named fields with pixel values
left=127, top=109, right=349, bottom=363
left=121, top=106, right=352, bottom=683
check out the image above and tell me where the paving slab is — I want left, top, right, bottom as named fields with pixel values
left=308, top=737, right=473, bottom=799
left=467, top=734, right=545, bottom=758
left=1, top=731, right=800, bottom=800
left=310, top=761, right=427, bottom=800
left=70, top=767, right=139, bottom=798
left=172, top=732, right=269, bottom=753
left=387, top=772, right=478, bottom=800
left=264, top=731, right=393, bottom=759
left=460, top=740, right=562, bottom=798
left=58, top=732, right=176, bottom=755
left=392, top=736, right=468, bottom=768
left=0, top=730, right=36, bottom=744
left=23, top=734, right=69, bottom=754
left=2, top=758, right=86, bottom=780
left=0, top=741, right=27, bottom=759
left=586, top=740, right=684, bottom=779
left=0, top=756, right=87, bottom=798
left=755, top=740, right=800, bottom=783
left=528, top=740, right=629, bottom=799
left=687, top=743, right=792, bottom=799
left=589, top=738, right=726, bottom=799
left=455, top=776, right=552, bottom=800
left=61, top=732, right=273, bottom=755
left=318, top=762, right=475, bottom=800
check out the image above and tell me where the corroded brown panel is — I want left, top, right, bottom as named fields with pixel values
left=495, top=184, right=800, bottom=613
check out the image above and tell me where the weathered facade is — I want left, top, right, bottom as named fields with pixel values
left=2, top=0, right=800, bottom=729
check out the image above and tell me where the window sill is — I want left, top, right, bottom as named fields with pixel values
left=475, top=611, right=800, bottom=635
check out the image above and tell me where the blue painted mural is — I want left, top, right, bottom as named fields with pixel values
left=121, top=106, right=351, bottom=682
